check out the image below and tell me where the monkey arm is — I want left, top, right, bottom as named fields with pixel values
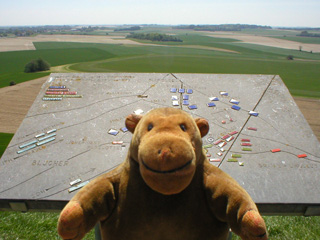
left=57, top=173, right=118, bottom=240
left=204, top=164, right=267, bottom=240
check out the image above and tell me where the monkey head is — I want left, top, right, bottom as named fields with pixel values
left=125, top=108, right=209, bottom=195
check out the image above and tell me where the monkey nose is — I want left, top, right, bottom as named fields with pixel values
left=158, top=148, right=171, bottom=161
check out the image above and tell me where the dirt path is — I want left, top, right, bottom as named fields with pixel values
left=0, top=77, right=319, bottom=142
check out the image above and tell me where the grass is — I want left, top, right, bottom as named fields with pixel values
left=0, top=211, right=95, bottom=240
left=0, top=133, right=13, bottom=158
left=0, top=211, right=319, bottom=240
left=232, top=216, right=320, bottom=240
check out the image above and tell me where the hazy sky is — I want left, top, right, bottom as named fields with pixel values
left=1, top=0, right=319, bottom=27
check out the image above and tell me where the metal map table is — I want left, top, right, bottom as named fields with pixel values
left=1, top=73, right=319, bottom=215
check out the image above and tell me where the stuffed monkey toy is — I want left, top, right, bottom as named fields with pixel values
left=58, top=107, right=267, bottom=240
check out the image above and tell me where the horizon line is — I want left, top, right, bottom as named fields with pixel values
left=0, top=24, right=319, bottom=29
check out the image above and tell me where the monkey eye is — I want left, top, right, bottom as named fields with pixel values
left=147, top=123, right=153, bottom=131
left=180, top=124, right=187, bottom=131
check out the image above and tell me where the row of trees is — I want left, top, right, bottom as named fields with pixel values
left=114, top=26, right=141, bottom=32
left=280, top=27, right=320, bottom=31
left=127, top=33, right=183, bottom=42
left=297, top=31, right=320, bottom=38
left=0, top=25, right=72, bottom=37
left=0, top=25, right=115, bottom=37
left=174, top=24, right=272, bottom=32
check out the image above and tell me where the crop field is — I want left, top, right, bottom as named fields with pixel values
left=238, top=28, right=320, bottom=44
left=44, top=33, right=320, bottom=98
left=68, top=49, right=320, bottom=97
left=0, top=47, right=115, bottom=87
left=272, top=36, right=320, bottom=44
left=1, top=30, right=319, bottom=97
left=240, top=29, right=299, bottom=36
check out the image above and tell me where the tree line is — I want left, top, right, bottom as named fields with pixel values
left=297, top=31, right=320, bottom=38
left=114, top=26, right=141, bottom=32
left=173, top=24, right=272, bottom=32
left=0, top=25, right=72, bottom=37
left=0, top=25, right=112, bottom=37
left=280, top=27, right=320, bottom=31
left=126, top=33, right=183, bottom=42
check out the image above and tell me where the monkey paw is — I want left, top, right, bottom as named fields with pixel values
left=57, top=201, right=86, bottom=240
left=240, top=210, right=268, bottom=240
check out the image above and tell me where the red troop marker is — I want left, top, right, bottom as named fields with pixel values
left=247, top=127, right=257, bottom=131
left=209, top=158, right=221, bottom=162
left=241, top=143, right=252, bottom=146
left=46, top=91, right=77, bottom=95
left=226, top=136, right=234, bottom=142
left=241, top=139, right=251, bottom=142
left=297, top=154, right=307, bottom=158
left=229, top=131, right=238, bottom=135
left=213, top=139, right=222, bottom=145
left=46, top=89, right=70, bottom=92
left=271, top=149, right=281, bottom=153
left=222, top=134, right=230, bottom=140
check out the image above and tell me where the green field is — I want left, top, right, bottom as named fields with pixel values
left=272, top=36, right=320, bottom=44
left=0, top=133, right=13, bottom=158
left=50, top=38, right=320, bottom=98
left=0, top=47, right=115, bottom=87
left=240, top=28, right=299, bottom=36
left=69, top=51, right=320, bottom=97
left=1, top=29, right=319, bottom=97
left=232, top=28, right=320, bottom=44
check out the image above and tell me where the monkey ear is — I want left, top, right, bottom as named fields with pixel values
left=125, top=114, right=143, bottom=133
left=195, top=118, right=209, bottom=138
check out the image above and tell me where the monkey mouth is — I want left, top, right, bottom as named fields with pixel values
left=141, top=160, right=192, bottom=174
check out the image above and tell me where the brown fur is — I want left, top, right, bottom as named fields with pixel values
left=58, top=108, right=267, bottom=240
